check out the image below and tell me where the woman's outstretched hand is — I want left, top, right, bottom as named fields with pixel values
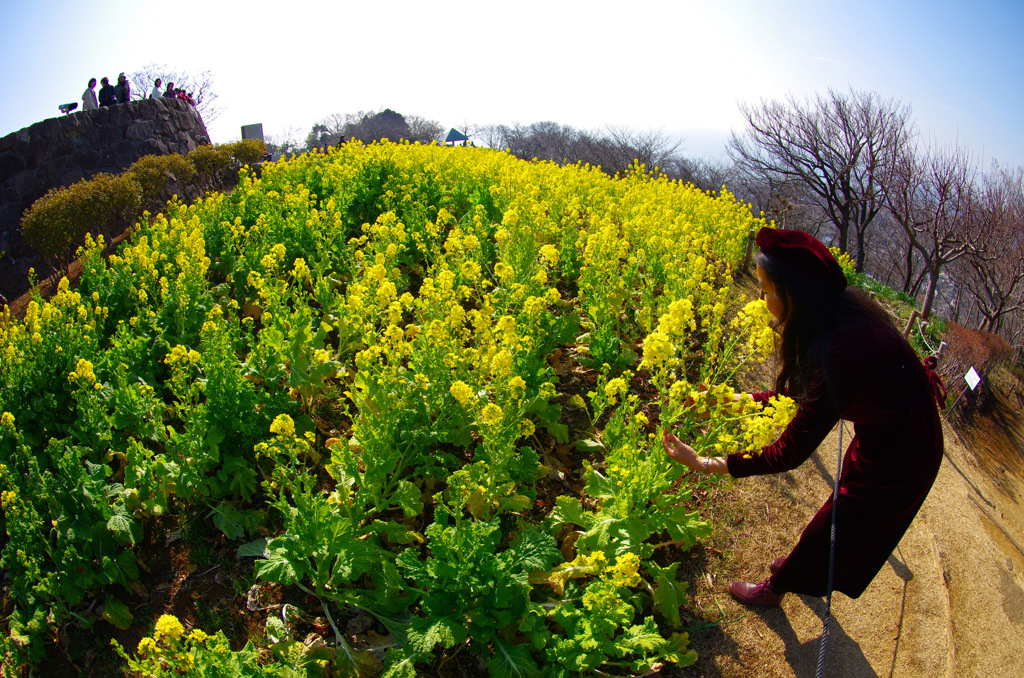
left=662, top=428, right=700, bottom=470
left=662, top=428, right=730, bottom=475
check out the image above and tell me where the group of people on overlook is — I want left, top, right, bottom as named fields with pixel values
left=81, top=75, right=195, bottom=110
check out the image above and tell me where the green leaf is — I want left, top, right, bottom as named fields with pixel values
left=508, top=446, right=540, bottom=483
left=102, top=595, right=133, bottom=630
left=266, top=615, right=288, bottom=643
left=331, top=539, right=380, bottom=584
left=372, top=520, right=424, bottom=546
left=488, top=638, right=542, bottom=678
left=333, top=636, right=381, bottom=678
left=526, top=396, right=567, bottom=443
left=381, top=647, right=419, bottom=678
left=271, top=637, right=342, bottom=677
left=106, top=514, right=136, bottom=545
left=407, top=615, right=466, bottom=653
left=511, top=529, right=561, bottom=573
left=218, top=455, right=259, bottom=500
left=116, top=548, right=140, bottom=582
left=237, top=537, right=268, bottom=558
left=662, top=505, right=712, bottom=549
left=544, top=421, right=569, bottom=444
left=208, top=501, right=264, bottom=540
left=546, top=495, right=592, bottom=530
left=256, top=546, right=300, bottom=585
left=549, top=311, right=581, bottom=347
left=616, top=617, right=665, bottom=655
left=370, top=611, right=412, bottom=647
left=663, top=631, right=698, bottom=667
left=645, top=561, right=687, bottom=627
left=390, top=480, right=423, bottom=518
left=578, top=515, right=650, bottom=556
left=575, top=438, right=604, bottom=453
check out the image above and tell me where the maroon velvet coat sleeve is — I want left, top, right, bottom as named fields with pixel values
left=726, top=329, right=866, bottom=478
left=728, top=382, right=844, bottom=477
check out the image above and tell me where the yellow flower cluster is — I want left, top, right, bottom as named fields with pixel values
left=604, top=551, right=642, bottom=588
left=270, top=414, right=296, bottom=438
left=68, top=358, right=96, bottom=385
left=480, top=403, right=503, bottom=427
left=450, top=380, right=473, bottom=404
left=829, top=246, right=856, bottom=281
left=153, top=614, right=185, bottom=641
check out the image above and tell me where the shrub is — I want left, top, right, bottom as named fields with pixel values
left=21, top=173, right=142, bottom=264
left=221, top=139, right=266, bottom=166
left=127, top=154, right=197, bottom=199
left=186, top=144, right=231, bottom=177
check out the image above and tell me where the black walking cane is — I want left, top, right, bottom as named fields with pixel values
left=816, top=423, right=844, bottom=677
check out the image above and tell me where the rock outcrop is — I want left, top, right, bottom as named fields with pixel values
left=0, top=97, right=209, bottom=301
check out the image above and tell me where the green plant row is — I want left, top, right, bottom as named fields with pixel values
left=1, top=141, right=793, bottom=677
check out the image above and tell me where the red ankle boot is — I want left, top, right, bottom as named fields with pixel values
left=729, top=578, right=783, bottom=606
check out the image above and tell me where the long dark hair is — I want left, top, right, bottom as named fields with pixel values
left=757, top=250, right=898, bottom=401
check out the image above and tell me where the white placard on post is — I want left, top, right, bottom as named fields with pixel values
left=965, top=367, right=981, bottom=391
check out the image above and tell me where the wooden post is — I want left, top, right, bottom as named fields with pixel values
left=742, top=228, right=756, bottom=272
left=902, top=309, right=919, bottom=338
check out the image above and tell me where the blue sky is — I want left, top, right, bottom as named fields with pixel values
left=2, top=0, right=1022, bottom=164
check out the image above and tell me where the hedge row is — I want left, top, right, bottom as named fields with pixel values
left=21, top=139, right=266, bottom=265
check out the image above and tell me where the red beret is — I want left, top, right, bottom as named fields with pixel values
left=755, top=227, right=847, bottom=289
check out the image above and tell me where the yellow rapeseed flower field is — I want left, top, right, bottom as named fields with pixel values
left=0, top=141, right=792, bottom=676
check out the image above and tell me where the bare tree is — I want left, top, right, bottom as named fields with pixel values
left=493, top=122, right=580, bottom=162
left=886, top=142, right=980, bottom=319
left=129, top=63, right=222, bottom=123
left=673, top=156, right=732, bottom=193
left=481, top=122, right=690, bottom=179
left=265, top=125, right=303, bottom=156
left=729, top=88, right=913, bottom=271
left=406, top=115, right=444, bottom=144
left=477, top=124, right=511, bottom=150
left=865, top=210, right=927, bottom=296
left=950, top=164, right=1024, bottom=339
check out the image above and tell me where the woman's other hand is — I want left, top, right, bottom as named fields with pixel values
left=662, top=428, right=730, bottom=474
left=662, top=429, right=700, bottom=469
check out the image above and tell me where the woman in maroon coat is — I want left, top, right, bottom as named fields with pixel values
left=662, top=228, right=945, bottom=605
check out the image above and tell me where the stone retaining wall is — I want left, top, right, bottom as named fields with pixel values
left=0, top=97, right=210, bottom=301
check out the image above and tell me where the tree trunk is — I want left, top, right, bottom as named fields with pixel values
left=921, top=263, right=942, bottom=320
left=902, top=242, right=916, bottom=293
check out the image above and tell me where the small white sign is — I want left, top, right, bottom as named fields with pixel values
left=965, top=367, right=981, bottom=391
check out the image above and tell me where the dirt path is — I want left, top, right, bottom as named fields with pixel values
left=684, top=411, right=1024, bottom=677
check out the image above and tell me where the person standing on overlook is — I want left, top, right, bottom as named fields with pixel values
left=82, top=78, right=98, bottom=110
left=114, top=72, right=131, bottom=103
left=662, top=228, right=945, bottom=605
left=98, top=77, right=115, bottom=107
left=150, top=78, right=163, bottom=99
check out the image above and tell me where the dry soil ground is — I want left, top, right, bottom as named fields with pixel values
left=682, top=388, right=1024, bottom=677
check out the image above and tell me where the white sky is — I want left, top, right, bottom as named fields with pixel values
left=2, top=0, right=1023, bottom=163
